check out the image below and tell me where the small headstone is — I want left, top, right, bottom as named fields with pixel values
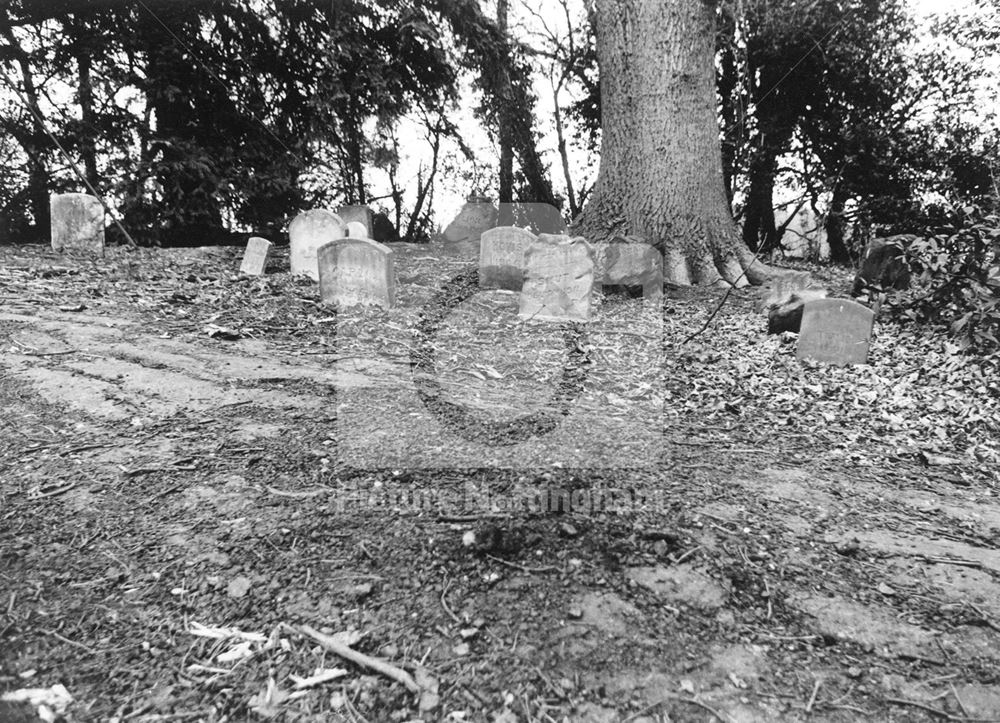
left=317, top=237, right=396, bottom=309
left=346, top=221, right=368, bottom=239
left=50, top=193, right=104, bottom=254
left=338, top=205, right=374, bottom=237
left=596, top=241, right=663, bottom=301
left=797, top=298, right=875, bottom=366
left=239, top=236, right=272, bottom=275
left=288, top=209, right=346, bottom=280
left=479, top=226, right=536, bottom=291
left=443, top=200, right=497, bottom=244
left=518, top=234, right=595, bottom=322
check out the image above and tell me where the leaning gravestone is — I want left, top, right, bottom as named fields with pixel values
left=239, top=236, right=272, bottom=275
left=289, top=209, right=346, bottom=281
left=51, top=193, right=104, bottom=254
left=796, top=298, right=875, bottom=366
left=480, top=226, right=536, bottom=291
left=317, top=238, right=396, bottom=309
left=338, top=205, right=374, bottom=237
left=596, top=241, right=663, bottom=301
left=518, top=234, right=595, bottom=322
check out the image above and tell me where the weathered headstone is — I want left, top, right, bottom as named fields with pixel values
left=345, top=221, right=368, bottom=239
left=239, top=236, right=272, bottom=275
left=317, top=238, right=396, bottom=309
left=796, top=298, right=875, bottom=366
left=338, top=205, right=374, bottom=237
left=50, top=193, right=104, bottom=254
left=288, top=209, right=345, bottom=280
left=443, top=199, right=497, bottom=244
left=595, top=241, right=663, bottom=301
left=479, top=226, right=536, bottom=291
left=518, top=234, right=595, bottom=322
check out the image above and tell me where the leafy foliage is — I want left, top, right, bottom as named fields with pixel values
left=895, top=208, right=1000, bottom=352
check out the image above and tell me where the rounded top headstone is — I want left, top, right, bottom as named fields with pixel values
left=346, top=221, right=368, bottom=238
left=288, top=209, right=346, bottom=280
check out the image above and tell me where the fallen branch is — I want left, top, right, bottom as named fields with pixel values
left=885, top=696, right=994, bottom=722
left=625, top=694, right=731, bottom=723
left=292, top=624, right=419, bottom=694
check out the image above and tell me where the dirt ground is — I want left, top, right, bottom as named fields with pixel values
left=1, top=242, right=999, bottom=722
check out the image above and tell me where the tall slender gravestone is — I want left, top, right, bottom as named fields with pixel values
left=239, top=237, right=272, bottom=275
left=479, top=226, right=536, bottom=291
left=338, top=205, right=374, bottom=238
left=288, top=210, right=345, bottom=280
left=518, top=234, right=595, bottom=322
left=317, top=238, right=396, bottom=309
left=797, top=298, right=875, bottom=366
left=50, top=193, right=104, bottom=254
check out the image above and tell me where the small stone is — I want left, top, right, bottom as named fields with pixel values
left=452, top=642, right=470, bottom=656
left=226, top=575, right=251, bottom=599
left=559, top=522, right=580, bottom=538
left=847, top=666, right=863, bottom=679
left=567, top=606, right=583, bottom=620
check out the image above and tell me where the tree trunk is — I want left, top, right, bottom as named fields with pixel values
left=76, top=50, right=99, bottom=187
left=0, top=24, right=51, bottom=235
left=496, top=0, right=514, bottom=225
left=575, top=0, right=770, bottom=285
left=742, top=142, right=780, bottom=253
left=826, top=187, right=852, bottom=265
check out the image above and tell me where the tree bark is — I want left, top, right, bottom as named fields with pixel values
left=496, top=0, right=514, bottom=224
left=76, top=49, right=99, bottom=187
left=826, top=186, right=852, bottom=265
left=575, top=0, right=771, bottom=285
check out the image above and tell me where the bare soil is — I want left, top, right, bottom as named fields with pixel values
left=1, top=242, right=999, bottom=723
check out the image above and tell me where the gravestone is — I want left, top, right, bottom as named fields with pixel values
left=479, top=226, right=536, bottom=291
left=596, top=241, right=663, bottom=301
left=346, top=221, right=368, bottom=239
left=443, top=199, right=497, bottom=244
left=288, top=209, right=345, bottom=280
left=338, top=205, right=374, bottom=237
left=518, top=234, right=595, bottom=322
left=317, top=238, right=396, bottom=309
left=239, top=236, right=272, bottom=275
left=796, top=298, right=875, bottom=366
left=50, top=193, right=104, bottom=254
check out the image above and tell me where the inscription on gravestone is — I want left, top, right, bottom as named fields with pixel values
left=318, top=238, right=396, bottom=309
left=239, top=237, right=272, bottom=275
left=796, top=298, right=875, bottom=366
left=50, top=193, right=105, bottom=254
left=479, top=226, right=536, bottom=291
left=518, top=234, right=595, bottom=322
left=288, top=209, right=345, bottom=280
